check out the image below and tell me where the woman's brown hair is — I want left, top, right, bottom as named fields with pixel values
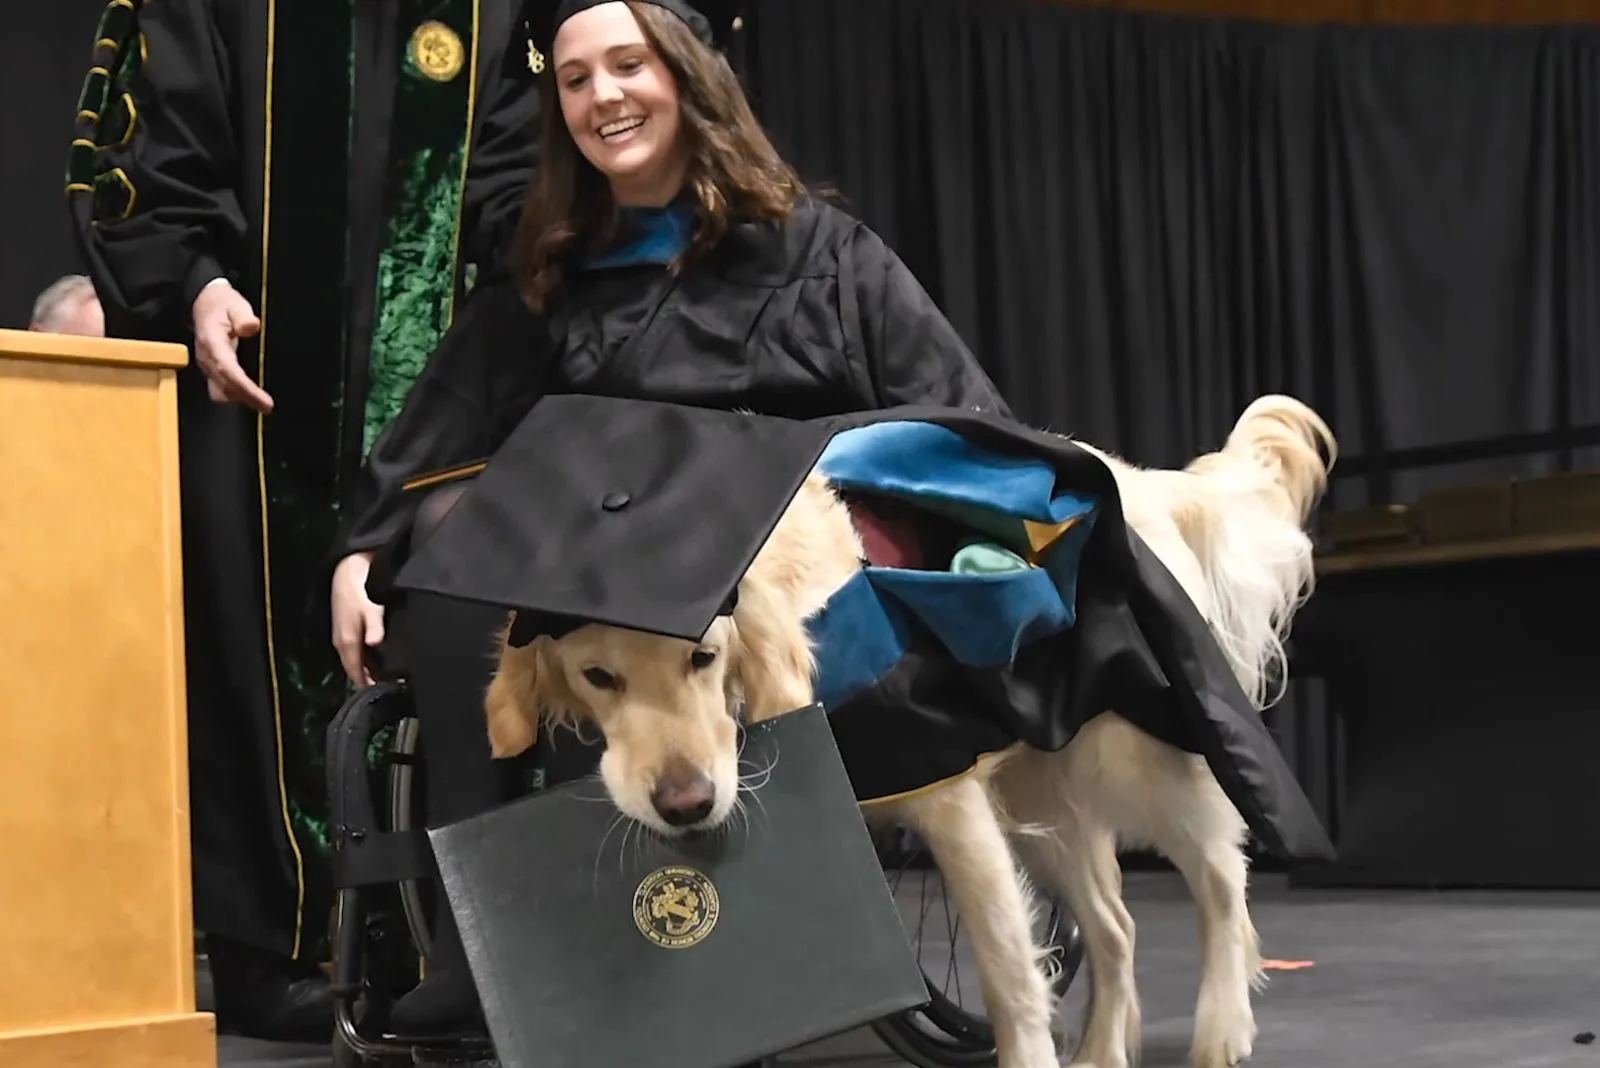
left=511, top=2, right=806, bottom=311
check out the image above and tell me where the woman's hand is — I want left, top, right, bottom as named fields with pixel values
left=331, top=550, right=385, bottom=686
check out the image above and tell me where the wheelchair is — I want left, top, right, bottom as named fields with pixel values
left=325, top=617, right=1085, bottom=1068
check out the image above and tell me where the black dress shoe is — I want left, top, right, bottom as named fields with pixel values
left=207, top=934, right=336, bottom=1043
left=389, top=892, right=485, bottom=1036
left=388, top=965, right=483, bottom=1036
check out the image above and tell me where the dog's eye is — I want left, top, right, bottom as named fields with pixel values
left=582, top=667, right=620, bottom=691
left=689, top=648, right=717, bottom=671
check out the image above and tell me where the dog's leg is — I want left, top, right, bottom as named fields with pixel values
left=997, top=753, right=1138, bottom=1068
left=1135, top=758, right=1261, bottom=1068
left=1039, top=714, right=1260, bottom=1068
left=890, top=777, right=1060, bottom=1068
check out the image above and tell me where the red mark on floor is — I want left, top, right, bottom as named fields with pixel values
left=1262, top=959, right=1315, bottom=971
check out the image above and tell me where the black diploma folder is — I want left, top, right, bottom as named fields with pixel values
left=427, top=703, right=929, bottom=1068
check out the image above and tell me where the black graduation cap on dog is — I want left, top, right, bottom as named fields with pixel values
left=525, top=0, right=747, bottom=75
left=390, top=393, right=837, bottom=647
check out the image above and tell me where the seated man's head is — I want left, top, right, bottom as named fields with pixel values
left=30, top=275, right=104, bottom=337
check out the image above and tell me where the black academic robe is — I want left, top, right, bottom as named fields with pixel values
left=333, top=197, right=1332, bottom=864
left=335, top=196, right=1012, bottom=559
left=66, top=0, right=539, bottom=962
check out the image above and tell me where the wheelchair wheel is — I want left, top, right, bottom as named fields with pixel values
left=327, top=682, right=498, bottom=1068
left=866, top=828, right=1084, bottom=1068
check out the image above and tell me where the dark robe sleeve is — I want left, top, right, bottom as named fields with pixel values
left=73, top=0, right=247, bottom=340
left=842, top=222, right=1014, bottom=419
left=333, top=279, right=553, bottom=561
left=458, top=18, right=540, bottom=284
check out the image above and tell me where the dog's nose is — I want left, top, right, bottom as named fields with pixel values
left=651, top=769, right=716, bottom=827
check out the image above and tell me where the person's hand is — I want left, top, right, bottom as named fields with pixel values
left=331, top=551, right=385, bottom=687
left=191, top=281, right=274, bottom=412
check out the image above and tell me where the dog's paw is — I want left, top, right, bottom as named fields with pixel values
left=1066, top=1041, right=1131, bottom=1068
left=996, top=1029, right=1065, bottom=1068
left=1191, top=1016, right=1256, bottom=1068
left=1064, top=1016, right=1134, bottom=1068
left=1192, top=1043, right=1253, bottom=1068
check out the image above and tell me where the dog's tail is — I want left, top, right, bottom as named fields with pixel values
left=1175, top=395, right=1337, bottom=708
left=1190, top=394, right=1337, bottom=526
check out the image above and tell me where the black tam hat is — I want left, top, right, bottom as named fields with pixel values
left=525, top=0, right=747, bottom=76
left=390, top=393, right=836, bottom=647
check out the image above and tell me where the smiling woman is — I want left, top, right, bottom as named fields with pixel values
left=554, top=3, right=688, bottom=205
left=515, top=0, right=805, bottom=310
left=326, top=0, right=1014, bottom=1036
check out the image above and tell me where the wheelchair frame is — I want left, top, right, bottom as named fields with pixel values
left=325, top=677, right=1082, bottom=1068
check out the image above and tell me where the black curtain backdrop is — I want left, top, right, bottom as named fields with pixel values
left=744, top=0, right=1600, bottom=505
left=2, top=1, right=107, bottom=329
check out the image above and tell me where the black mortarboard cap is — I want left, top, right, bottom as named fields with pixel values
left=391, top=393, right=837, bottom=645
left=525, top=0, right=747, bottom=75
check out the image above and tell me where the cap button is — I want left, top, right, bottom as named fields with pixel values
left=601, top=490, right=631, bottom=512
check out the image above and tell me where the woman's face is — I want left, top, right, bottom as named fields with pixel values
left=554, top=2, right=687, bottom=206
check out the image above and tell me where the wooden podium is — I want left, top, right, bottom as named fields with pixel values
left=0, top=330, right=215, bottom=1066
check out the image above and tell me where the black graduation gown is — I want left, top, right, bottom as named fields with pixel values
left=333, top=197, right=1333, bottom=864
left=66, top=0, right=539, bottom=962
left=335, top=196, right=1013, bottom=560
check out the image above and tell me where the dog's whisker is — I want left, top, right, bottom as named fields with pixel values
left=736, top=758, right=778, bottom=792
left=618, top=818, right=639, bottom=877
left=736, top=762, right=777, bottom=785
left=593, top=809, right=629, bottom=894
left=631, top=821, right=656, bottom=868
left=599, top=809, right=626, bottom=853
left=726, top=795, right=749, bottom=841
left=738, top=748, right=780, bottom=793
left=733, top=778, right=771, bottom=835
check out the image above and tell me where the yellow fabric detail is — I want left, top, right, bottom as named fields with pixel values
left=402, top=460, right=488, bottom=493
left=1023, top=514, right=1083, bottom=561
left=856, top=750, right=1013, bottom=808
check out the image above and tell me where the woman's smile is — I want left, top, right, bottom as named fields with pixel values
left=598, top=116, right=647, bottom=141
left=555, top=2, right=687, bottom=206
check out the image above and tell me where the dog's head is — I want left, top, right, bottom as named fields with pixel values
left=480, top=471, right=859, bottom=836
left=486, top=619, right=746, bottom=834
left=482, top=586, right=819, bottom=836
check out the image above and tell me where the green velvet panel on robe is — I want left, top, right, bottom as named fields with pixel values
left=363, top=0, right=478, bottom=457
left=261, top=0, right=478, bottom=879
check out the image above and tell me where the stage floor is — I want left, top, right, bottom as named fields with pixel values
left=213, top=871, right=1598, bottom=1068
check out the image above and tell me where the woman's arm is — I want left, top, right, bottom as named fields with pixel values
left=334, top=279, right=553, bottom=561
left=329, top=280, right=547, bottom=686
left=841, top=221, right=1014, bottom=418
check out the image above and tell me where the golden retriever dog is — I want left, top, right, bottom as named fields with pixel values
left=482, top=395, right=1335, bottom=1068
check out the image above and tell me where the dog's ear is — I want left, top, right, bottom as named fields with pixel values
left=727, top=578, right=816, bottom=723
left=483, top=625, right=563, bottom=759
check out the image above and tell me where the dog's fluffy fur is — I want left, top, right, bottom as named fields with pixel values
left=483, top=395, right=1335, bottom=1068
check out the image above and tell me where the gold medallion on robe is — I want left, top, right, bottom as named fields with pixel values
left=410, top=20, right=465, bottom=83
